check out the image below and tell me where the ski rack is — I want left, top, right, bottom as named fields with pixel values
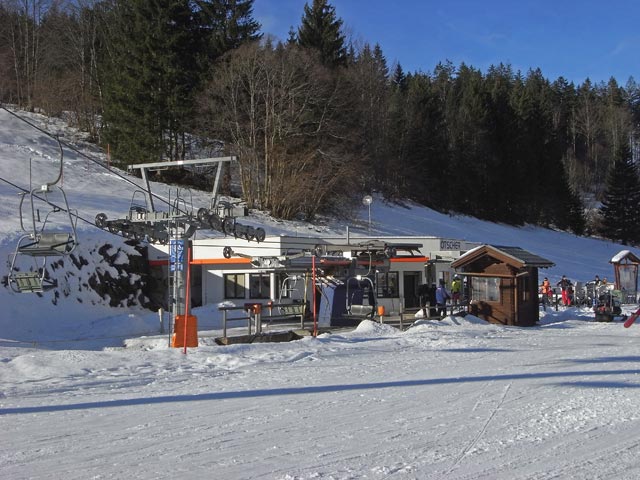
left=94, top=156, right=265, bottom=244
left=8, top=137, right=78, bottom=293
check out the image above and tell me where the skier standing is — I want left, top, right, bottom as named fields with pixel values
left=556, top=275, right=572, bottom=306
left=540, top=277, right=552, bottom=311
left=435, top=279, right=451, bottom=318
left=451, top=275, right=462, bottom=306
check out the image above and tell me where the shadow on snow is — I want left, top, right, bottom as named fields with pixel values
left=3, top=367, right=640, bottom=416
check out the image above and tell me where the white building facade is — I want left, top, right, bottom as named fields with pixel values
left=148, top=235, right=479, bottom=325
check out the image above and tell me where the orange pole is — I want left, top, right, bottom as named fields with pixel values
left=183, top=244, right=191, bottom=354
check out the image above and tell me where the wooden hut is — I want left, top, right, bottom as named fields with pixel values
left=610, top=250, right=640, bottom=303
left=451, top=245, right=554, bottom=326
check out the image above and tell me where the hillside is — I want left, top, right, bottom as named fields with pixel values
left=4, top=108, right=640, bottom=479
left=0, top=107, right=627, bottom=343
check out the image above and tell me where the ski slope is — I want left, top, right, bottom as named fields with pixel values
left=2, top=107, right=640, bottom=479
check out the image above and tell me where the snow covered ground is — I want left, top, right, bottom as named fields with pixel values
left=2, top=107, right=640, bottom=479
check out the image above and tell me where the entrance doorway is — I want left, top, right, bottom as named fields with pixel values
left=403, top=272, right=421, bottom=308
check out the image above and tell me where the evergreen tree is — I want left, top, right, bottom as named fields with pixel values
left=296, top=0, right=346, bottom=67
left=194, top=0, right=261, bottom=61
left=598, top=143, right=640, bottom=245
left=550, top=77, right=579, bottom=192
left=445, top=64, right=491, bottom=217
left=391, top=63, right=407, bottom=92
left=484, top=63, right=519, bottom=222
left=401, top=73, right=449, bottom=210
left=349, top=43, right=390, bottom=192
left=101, top=0, right=199, bottom=164
left=101, top=0, right=261, bottom=165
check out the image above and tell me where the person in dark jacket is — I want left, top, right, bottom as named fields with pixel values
left=435, top=279, right=451, bottom=317
left=428, top=283, right=437, bottom=317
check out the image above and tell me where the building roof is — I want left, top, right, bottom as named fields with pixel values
left=610, top=250, right=640, bottom=264
left=451, top=244, right=554, bottom=270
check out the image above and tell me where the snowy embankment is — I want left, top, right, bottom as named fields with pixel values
left=4, top=311, right=640, bottom=479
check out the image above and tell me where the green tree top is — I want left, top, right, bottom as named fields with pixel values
left=194, top=0, right=262, bottom=61
left=296, top=0, right=346, bottom=67
left=599, top=142, right=640, bottom=245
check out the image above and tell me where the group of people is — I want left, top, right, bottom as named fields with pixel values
left=423, top=273, right=609, bottom=315
left=540, top=275, right=575, bottom=308
left=540, top=274, right=608, bottom=310
left=420, top=276, right=463, bottom=318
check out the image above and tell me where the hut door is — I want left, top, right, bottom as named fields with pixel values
left=618, top=265, right=638, bottom=302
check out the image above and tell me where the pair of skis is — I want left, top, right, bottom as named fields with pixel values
left=623, top=308, right=640, bottom=328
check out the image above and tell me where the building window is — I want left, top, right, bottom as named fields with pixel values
left=376, top=271, right=399, bottom=298
left=224, top=273, right=245, bottom=299
left=519, top=276, right=530, bottom=302
left=471, top=277, right=500, bottom=302
left=249, top=273, right=271, bottom=299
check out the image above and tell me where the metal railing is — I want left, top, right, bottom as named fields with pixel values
left=218, top=301, right=308, bottom=338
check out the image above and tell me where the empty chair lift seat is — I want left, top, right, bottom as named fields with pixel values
left=18, top=232, right=75, bottom=256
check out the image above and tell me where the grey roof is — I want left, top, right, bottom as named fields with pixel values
left=490, top=245, right=554, bottom=268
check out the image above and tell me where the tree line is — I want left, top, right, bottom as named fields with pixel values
left=1, top=0, right=639, bottom=243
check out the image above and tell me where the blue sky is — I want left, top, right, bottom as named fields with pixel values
left=253, top=0, right=640, bottom=86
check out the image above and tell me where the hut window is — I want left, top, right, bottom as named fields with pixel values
left=249, top=273, right=271, bottom=299
left=471, top=277, right=500, bottom=302
left=376, top=271, right=399, bottom=298
left=224, top=273, right=245, bottom=299
left=519, top=276, right=530, bottom=301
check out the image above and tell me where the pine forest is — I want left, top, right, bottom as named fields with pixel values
left=1, top=0, right=639, bottom=243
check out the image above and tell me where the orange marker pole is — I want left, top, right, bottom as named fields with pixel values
left=183, top=244, right=191, bottom=355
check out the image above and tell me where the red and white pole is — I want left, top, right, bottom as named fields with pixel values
left=312, top=256, right=317, bottom=337
left=183, top=244, right=191, bottom=354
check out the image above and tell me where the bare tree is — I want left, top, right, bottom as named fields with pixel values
left=54, top=0, right=104, bottom=138
left=1, top=0, right=55, bottom=109
left=199, top=41, right=362, bottom=220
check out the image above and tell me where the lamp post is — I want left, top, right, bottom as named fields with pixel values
left=362, top=195, right=373, bottom=233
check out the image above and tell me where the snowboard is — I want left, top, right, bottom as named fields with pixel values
left=623, top=308, right=640, bottom=328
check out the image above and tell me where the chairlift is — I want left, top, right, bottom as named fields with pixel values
left=95, top=189, right=168, bottom=244
left=128, top=189, right=150, bottom=220
left=171, top=188, right=195, bottom=217
left=8, top=138, right=78, bottom=293
left=345, top=275, right=376, bottom=318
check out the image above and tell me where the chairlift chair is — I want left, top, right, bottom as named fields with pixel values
left=8, top=138, right=78, bottom=293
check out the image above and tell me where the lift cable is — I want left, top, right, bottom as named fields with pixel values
left=0, top=104, right=264, bottom=241
left=0, top=174, right=129, bottom=238
left=0, top=104, right=181, bottom=214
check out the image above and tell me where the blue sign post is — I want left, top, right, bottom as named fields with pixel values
left=170, top=239, right=184, bottom=272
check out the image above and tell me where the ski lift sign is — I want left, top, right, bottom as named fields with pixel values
left=170, top=239, right=184, bottom=272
